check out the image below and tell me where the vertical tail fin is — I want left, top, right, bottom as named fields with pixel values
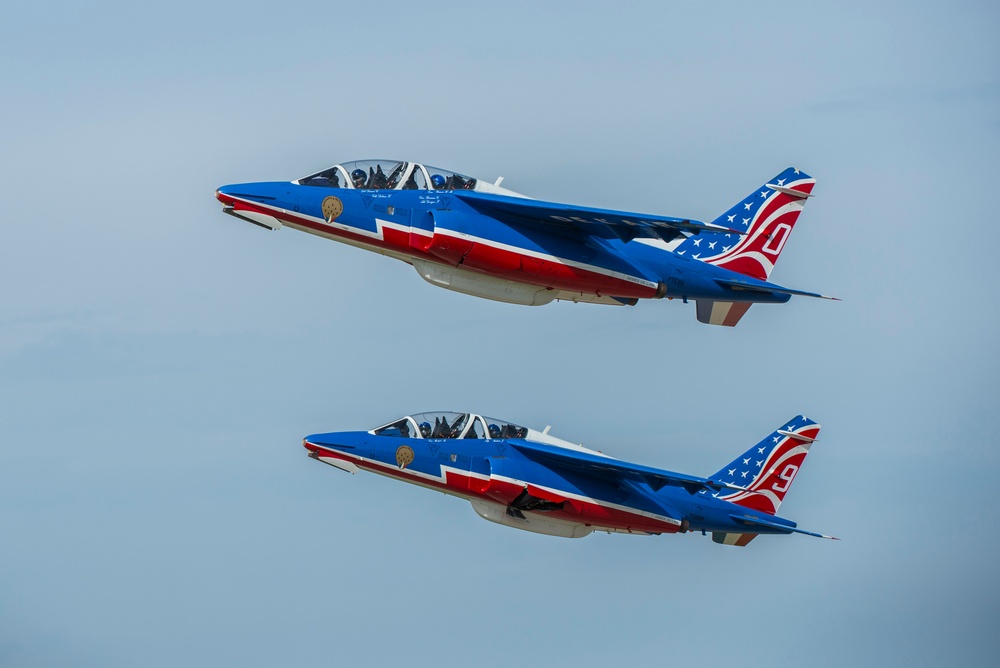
left=709, top=416, right=820, bottom=515
left=675, top=167, right=815, bottom=281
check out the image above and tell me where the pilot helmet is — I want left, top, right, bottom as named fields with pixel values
left=430, top=174, right=446, bottom=189
left=488, top=423, right=500, bottom=438
left=351, top=169, right=366, bottom=187
left=420, top=422, right=431, bottom=438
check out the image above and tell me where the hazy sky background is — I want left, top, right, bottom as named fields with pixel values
left=2, top=1, right=998, bottom=665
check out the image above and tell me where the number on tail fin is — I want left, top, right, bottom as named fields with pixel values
left=771, top=464, right=799, bottom=493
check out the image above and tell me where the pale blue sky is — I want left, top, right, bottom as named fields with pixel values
left=2, top=1, right=998, bottom=666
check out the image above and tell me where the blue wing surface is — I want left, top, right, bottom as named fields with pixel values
left=506, top=440, right=744, bottom=496
left=454, top=192, right=741, bottom=243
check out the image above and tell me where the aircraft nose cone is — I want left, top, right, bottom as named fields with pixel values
left=216, top=184, right=235, bottom=205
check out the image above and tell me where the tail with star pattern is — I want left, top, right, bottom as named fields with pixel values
left=709, top=416, right=821, bottom=516
left=675, top=167, right=815, bottom=281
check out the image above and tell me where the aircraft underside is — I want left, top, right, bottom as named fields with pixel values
left=218, top=161, right=830, bottom=327
left=223, top=197, right=663, bottom=307
left=218, top=162, right=834, bottom=548
left=308, top=444, right=684, bottom=538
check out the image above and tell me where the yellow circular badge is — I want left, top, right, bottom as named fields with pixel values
left=395, top=445, right=415, bottom=469
left=321, top=196, right=343, bottom=222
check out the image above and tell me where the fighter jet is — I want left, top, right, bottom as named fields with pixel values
left=304, top=412, right=836, bottom=546
left=216, top=160, right=835, bottom=326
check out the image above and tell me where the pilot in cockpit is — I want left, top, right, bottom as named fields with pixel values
left=430, top=174, right=447, bottom=190
left=351, top=169, right=367, bottom=189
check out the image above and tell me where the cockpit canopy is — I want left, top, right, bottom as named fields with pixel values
left=372, top=412, right=528, bottom=440
left=298, top=159, right=477, bottom=191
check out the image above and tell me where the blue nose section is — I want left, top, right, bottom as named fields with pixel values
left=216, top=182, right=304, bottom=233
left=216, top=181, right=298, bottom=206
left=304, top=432, right=362, bottom=452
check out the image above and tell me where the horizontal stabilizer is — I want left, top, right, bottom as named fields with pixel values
left=766, top=183, right=814, bottom=198
left=778, top=429, right=817, bottom=443
left=731, top=513, right=839, bottom=540
left=715, top=277, right=839, bottom=301
left=455, top=191, right=741, bottom=243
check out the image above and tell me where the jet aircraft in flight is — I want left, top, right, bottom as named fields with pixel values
left=216, top=160, right=834, bottom=326
left=304, top=412, right=835, bottom=546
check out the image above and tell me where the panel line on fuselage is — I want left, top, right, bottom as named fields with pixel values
left=309, top=443, right=682, bottom=530
left=430, top=227, right=659, bottom=289
left=229, top=195, right=662, bottom=294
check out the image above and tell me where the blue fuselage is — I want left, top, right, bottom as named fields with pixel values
left=216, top=181, right=792, bottom=306
left=304, top=428, right=799, bottom=539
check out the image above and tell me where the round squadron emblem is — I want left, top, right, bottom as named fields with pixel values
left=321, top=196, right=343, bottom=222
left=395, top=445, right=415, bottom=470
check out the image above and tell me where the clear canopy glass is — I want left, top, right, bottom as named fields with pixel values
left=372, top=412, right=526, bottom=440
left=298, top=160, right=477, bottom=191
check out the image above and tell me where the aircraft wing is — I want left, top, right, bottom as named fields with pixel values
left=454, top=192, right=741, bottom=243
left=506, top=439, right=747, bottom=495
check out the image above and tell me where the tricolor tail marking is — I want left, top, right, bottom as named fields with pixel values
left=676, top=167, right=815, bottom=281
left=707, top=415, right=820, bottom=515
